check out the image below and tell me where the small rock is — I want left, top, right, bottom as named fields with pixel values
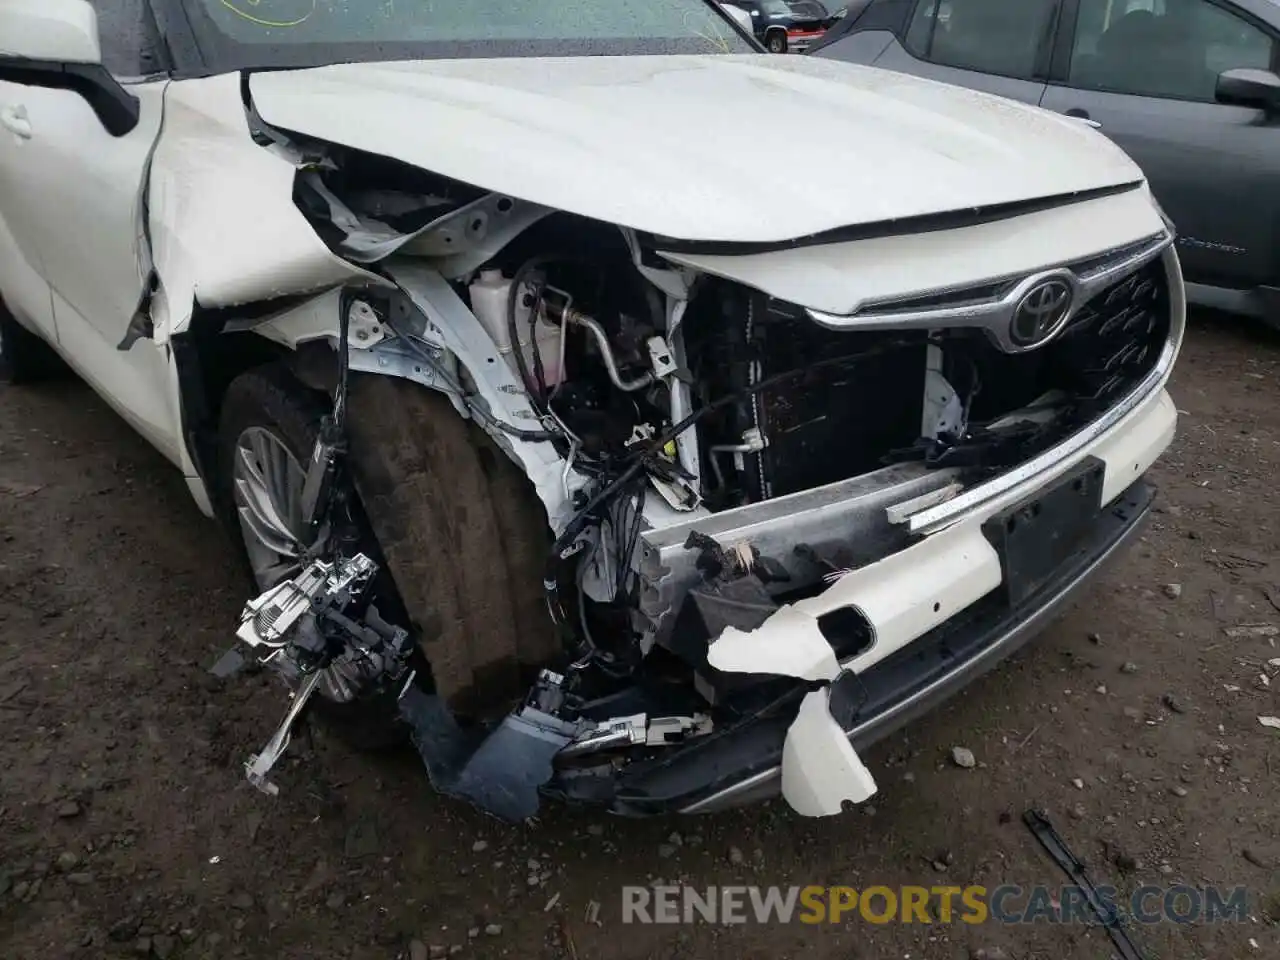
left=343, top=820, right=379, bottom=859
left=134, top=937, right=152, bottom=956
left=657, top=844, right=677, bottom=859
left=1242, top=848, right=1270, bottom=869
left=1113, top=851, right=1138, bottom=873
left=56, top=851, right=80, bottom=872
left=1120, top=662, right=1139, bottom=675
left=902, top=771, right=916, bottom=783
left=109, top=917, right=141, bottom=942
left=484, top=923, right=502, bottom=937
left=429, top=947, right=447, bottom=960
left=325, top=892, right=345, bottom=910
left=408, top=941, right=428, bottom=960
left=178, top=929, right=197, bottom=945
left=951, top=746, right=976, bottom=769
left=1162, top=693, right=1187, bottom=714
left=1071, top=778, right=1085, bottom=790
left=931, top=859, right=948, bottom=872
left=13, top=880, right=29, bottom=900
left=728, top=846, right=745, bottom=866
left=586, top=824, right=604, bottom=837
left=1088, top=632, right=1103, bottom=645
left=471, top=840, right=489, bottom=853
left=56, top=801, right=82, bottom=819
left=66, top=872, right=93, bottom=886
left=152, top=934, right=176, bottom=960
left=1159, top=864, right=1174, bottom=876
left=467, top=927, right=480, bottom=940
left=230, top=892, right=254, bottom=911
left=1069, top=804, right=1086, bottom=819
left=1171, top=785, right=1188, bottom=798
left=1162, top=583, right=1183, bottom=599
left=1123, top=706, right=1143, bottom=720
left=449, top=947, right=463, bottom=956
left=667, top=831, right=683, bottom=846
left=971, top=949, right=1010, bottom=960
left=1095, top=684, right=1108, bottom=695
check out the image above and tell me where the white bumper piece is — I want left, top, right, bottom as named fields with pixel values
left=782, top=688, right=879, bottom=816
left=707, top=385, right=1178, bottom=817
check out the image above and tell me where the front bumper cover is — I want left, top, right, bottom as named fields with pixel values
left=554, top=474, right=1156, bottom=815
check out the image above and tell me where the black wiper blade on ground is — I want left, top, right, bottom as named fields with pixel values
left=1023, top=809, right=1147, bottom=960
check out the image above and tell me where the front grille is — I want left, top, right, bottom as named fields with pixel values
left=689, top=255, right=1170, bottom=506
left=959, top=257, right=1169, bottom=438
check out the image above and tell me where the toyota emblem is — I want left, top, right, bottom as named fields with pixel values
left=1009, top=278, right=1073, bottom=348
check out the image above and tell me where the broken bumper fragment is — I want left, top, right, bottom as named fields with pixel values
left=563, top=475, right=1156, bottom=815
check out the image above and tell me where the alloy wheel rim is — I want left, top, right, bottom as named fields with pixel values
left=231, top=426, right=383, bottom=703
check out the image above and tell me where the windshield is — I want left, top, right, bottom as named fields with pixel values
left=182, top=0, right=754, bottom=70
left=787, top=1, right=830, bottom=17
left=760, top=0, right=793, bottom=14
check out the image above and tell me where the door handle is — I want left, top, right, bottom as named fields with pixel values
left=1063, top=108, right=1101, bottom=129
left=0, top=104, right=32, bottom=139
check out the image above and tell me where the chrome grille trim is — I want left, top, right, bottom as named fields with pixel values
left=805, top=230, right=1174, bottom=355
left=902, top=246, right=1184, bottom=535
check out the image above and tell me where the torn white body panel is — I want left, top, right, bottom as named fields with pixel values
left=707, top=605, right=843, bottom=683
left=246, top=55, right=1141, bottom=245
left=782, top=687, right=879, bottom=817
left=146, top=74, right=382, bottom=340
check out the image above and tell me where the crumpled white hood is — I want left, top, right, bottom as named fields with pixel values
left=249, top=54, right=1143, bottom=244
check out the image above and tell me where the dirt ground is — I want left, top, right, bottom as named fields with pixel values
left=1, top=312, right=1278, bottom=960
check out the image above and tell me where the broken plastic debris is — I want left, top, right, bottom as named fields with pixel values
left=1258, top=716, right=1280, bottom=730
left=780, top=687, right=877, bottom=816
left=706, top=605, right=841, bottom=682
left=399, top=686, right=581, bottom=822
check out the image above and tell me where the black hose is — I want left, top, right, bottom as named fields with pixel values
left=508, top=257, right=556, bottom=405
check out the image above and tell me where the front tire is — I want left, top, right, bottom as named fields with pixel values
left=766, top=30, right=788, bottom=53
left=342, top=373, right=559, bottom=719
left=216, top=365, right=559, bottom=747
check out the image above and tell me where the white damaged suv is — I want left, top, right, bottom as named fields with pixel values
left=0, top=0, right=1182, bottom=819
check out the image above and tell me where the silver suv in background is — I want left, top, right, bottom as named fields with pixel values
left=813, top=0, right=1280, bottom=326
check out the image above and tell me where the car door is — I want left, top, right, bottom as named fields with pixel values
left=0, top=85, right=57, bottom=344
left=833, top=0, right=1061, bottom=107
left=1040, top=0, right=1280, bottom=290
left=0, top=0, right=183, bottom=461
